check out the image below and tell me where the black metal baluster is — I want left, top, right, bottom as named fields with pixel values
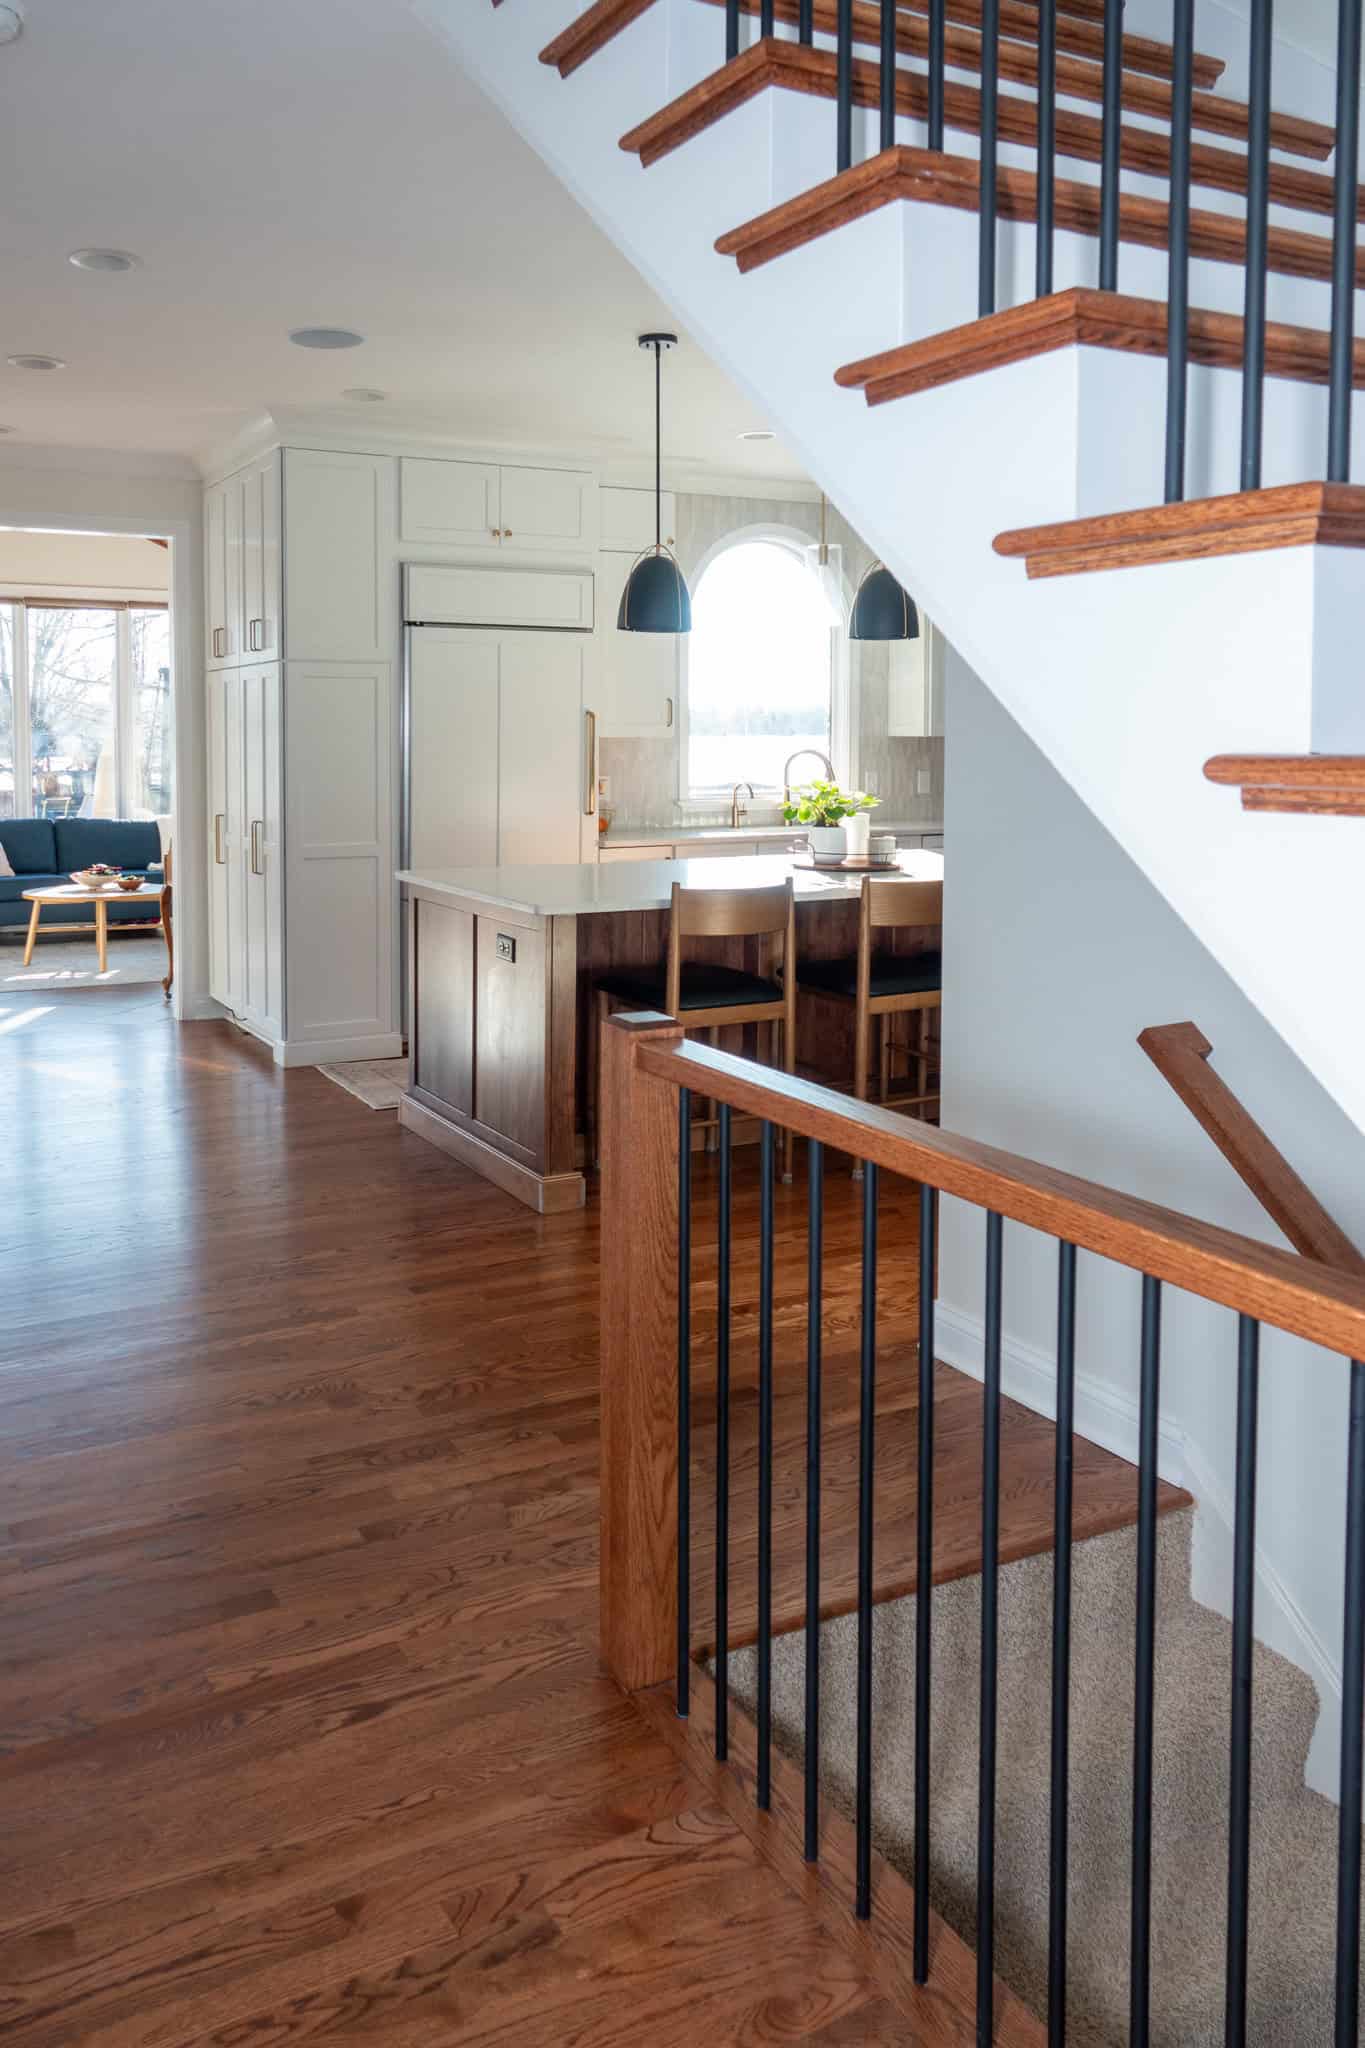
left=726, top=0, right=740, bottom=64
left=1225, top=1315, right=1260, bottom=2048
left=1239, top=0, right=1273, bottom=491
left=1334, top=1358, right=1365, bottom=2045
left=1328, top=0, right=1363, bottom=481
left=798, top=0, right=814, bottom=44
left=855, top=1162, right=880, bottom=1918
left=805, top=1138, right=824, bottom=1861
left=978, top=1211, right=1004, bottom=2039
left=757, top=1121, right=776, bottom=1809
left=837, top=0, right=854, bottom=174
left=715, top=1104, right=732, bottom=1762
left=1164, top=0, right=1195, bottom=504
left=1049, top=1241, right=1077, bottom=2048
left=677, top=1089, right=692, bottom=1718
left=979, top=0, right=1000, bottom=316
left=914, top=1181, right=937, bottom=1983
left=1036, top=0, right=1058, bottom=299
left=879, top=0, right=897, bottom=154
left=928, top=0, right=946, bottom=152
left=760, top=0, right=775, bottom=37
left=1130, top=1275, right=1163, bottom=2046
left=1098, top=0, right=1123, bottom=290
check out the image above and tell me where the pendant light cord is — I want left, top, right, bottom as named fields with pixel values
left=655, top=341, right=662, bottom=551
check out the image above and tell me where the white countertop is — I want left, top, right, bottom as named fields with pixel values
left=398, top=850, right=944, bottom=919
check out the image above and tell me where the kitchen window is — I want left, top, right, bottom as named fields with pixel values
left=682, top=535, right=845, bottom=801
left=0, top=599, right=172, bottom=822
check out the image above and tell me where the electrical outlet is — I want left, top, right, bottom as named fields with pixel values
left=597, top=775, right=611, bottom=804
left=495, top=933, right=516, bottom=965
left=916, top=769, right=933, bottom=795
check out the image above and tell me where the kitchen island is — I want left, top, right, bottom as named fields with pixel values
left=396, top=853, right=944, bottom=1212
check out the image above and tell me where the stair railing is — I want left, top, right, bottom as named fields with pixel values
left=712, top=0, right=1360, bottom=498
left=599, top=1009, right=1365, bottom=2046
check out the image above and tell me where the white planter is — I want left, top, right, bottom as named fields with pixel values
left=806, top=825, right=845, bottom=859
left=843, top=812, right=871, bottom=858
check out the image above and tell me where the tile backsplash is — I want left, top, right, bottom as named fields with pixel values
left=601, top=489, right=944, bottom=830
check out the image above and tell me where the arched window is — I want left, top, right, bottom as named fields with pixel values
left=684, top=536, right=839, bottom=799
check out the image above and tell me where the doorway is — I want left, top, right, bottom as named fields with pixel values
left=0, top=528, right=175, bottom=996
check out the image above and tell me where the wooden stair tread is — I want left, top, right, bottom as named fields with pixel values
left=834, top=286, right=1365, bottom=406
left=687, top=1350, right=1191, bottom=1656
left=1206, top=754, right=1365, bottom=817
left=543, top=0, right=1228, bottom=90
left=994, top=481, right=1365, bottom=577
left=622, top=43, right=1337, bottom=208
left=714, top=145, right=1360, bottom=294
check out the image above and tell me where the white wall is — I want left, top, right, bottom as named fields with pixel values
left=0, top=526, right=169, bottom=598
left=0, top=451, right=206, bottom=1016
left=937, top=648, right=1365, bottom=1796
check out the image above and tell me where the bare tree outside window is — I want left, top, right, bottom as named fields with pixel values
left=131, top=609, right=172, bottom=817
left=27, top=608, right=116, bottom=817
left=0, top=607, right=13, bottom=821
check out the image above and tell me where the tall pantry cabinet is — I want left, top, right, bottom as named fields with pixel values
left=203, top=447, right=399, bottom=1064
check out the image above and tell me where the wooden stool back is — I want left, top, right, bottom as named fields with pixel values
left=664, top=879, right=794, bottom=1018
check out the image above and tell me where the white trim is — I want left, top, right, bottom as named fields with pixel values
left=0, top=582, right=167, bottom=605
left=180, top=993, right=226, bottom=1022
left=273, top=1031, right=404, bottom=1067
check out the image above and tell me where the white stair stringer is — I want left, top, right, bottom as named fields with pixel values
left=413, top=0, right=1365, bottom=1133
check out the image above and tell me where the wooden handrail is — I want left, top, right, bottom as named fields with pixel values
left=626, top=1027, right=1365, bottom=1358
left=1139, top=1021, right=1365, bottom=1275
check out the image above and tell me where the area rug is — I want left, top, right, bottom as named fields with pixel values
left=316, top=1058, right=407, bottom=1110
left=0, top=934, right=169, bottom=991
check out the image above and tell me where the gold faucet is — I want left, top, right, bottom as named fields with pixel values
left=730, top=781, right=754, bottom=830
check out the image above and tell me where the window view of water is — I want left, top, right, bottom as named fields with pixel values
left=687, top=540, right=834, bottom=795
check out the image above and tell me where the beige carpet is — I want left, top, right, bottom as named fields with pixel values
left=316, top=1057, right=406, bottom=1110
left=0, top=932, right=168, bottom=991
left=725, top=1512, right=1350, bottom=2043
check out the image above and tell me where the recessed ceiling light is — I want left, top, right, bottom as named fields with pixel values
left=342, top=386, right=386, bottom=402
left=289, top=326, right=365, bottom=351
left=68, top=248, right=141, bottom=273
left=739, top=429, right=777, bottom=442
left=7, top=354, right=65, bottom=371
left=0, top=6, right=22, bottom=46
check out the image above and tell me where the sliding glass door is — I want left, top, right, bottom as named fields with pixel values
left=0, top=600, right=171, bottom=822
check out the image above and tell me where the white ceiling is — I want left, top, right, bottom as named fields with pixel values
left=0, top=0, right=803, bottom=481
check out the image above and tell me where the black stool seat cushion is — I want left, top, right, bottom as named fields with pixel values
left=598, top=962, right=783, bottom=1012
left=797, top=948, right=943, bottom=1001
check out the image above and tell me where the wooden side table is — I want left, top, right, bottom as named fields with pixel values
left=21, top=884, right=168, bottom=979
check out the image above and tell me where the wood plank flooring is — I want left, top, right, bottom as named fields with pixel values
left=0, top=990, right=1171, bottom=2043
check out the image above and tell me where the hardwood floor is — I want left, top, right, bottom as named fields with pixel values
left=0, top=992, right=1173, bottom=2043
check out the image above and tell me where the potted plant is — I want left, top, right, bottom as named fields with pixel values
left=782, top=778, right=879, bottom=859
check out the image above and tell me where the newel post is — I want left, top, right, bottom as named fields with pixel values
left=599, top=1010, right=685, bottom=1693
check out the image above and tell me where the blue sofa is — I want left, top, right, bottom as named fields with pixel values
left=0, top=819, right=165, bottom=930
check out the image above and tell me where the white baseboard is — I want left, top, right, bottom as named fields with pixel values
left=274, top=1032, right=404, bottom=1068
left=932, top=1300, right=1187, bottom=1484
left=935, top=1296, right=1340, bottom=1802
left=179, top=994, right=226, bottom=1022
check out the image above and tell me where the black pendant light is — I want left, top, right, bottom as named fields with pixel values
left=618, top=333, right=691, bottom=634
left=849, top=561, right=920, bottom=641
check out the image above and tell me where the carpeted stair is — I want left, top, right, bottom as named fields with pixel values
left=725, top=1511, right=1349, bottom=2043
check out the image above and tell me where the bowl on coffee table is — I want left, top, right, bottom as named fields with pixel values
left=71, top=865, right=122, bottom=891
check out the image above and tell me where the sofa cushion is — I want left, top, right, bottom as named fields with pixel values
left=54, top=818, right=163, bottom=874
left=0, top=820, right=57, bottom=875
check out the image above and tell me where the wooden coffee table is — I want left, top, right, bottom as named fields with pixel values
left=21, top=883, right=168, bottom=981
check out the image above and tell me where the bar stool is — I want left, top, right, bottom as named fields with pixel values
left=796, top=876, right=942, bottom=1117
left=592, top=878, right=797, bottom=1178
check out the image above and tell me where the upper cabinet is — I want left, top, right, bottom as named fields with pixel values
left=887, top=619, right=945, bottom=739
left=283, top=449, right=394, bottom=662
left=399, top=458, right=595, bottom=555
left=595, top=550, right=677, bottom=740
left=599, top=485, right=677, bottom=557
left=204, top=452, right=281, bottom=669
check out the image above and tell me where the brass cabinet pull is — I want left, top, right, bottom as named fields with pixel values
left=250, top=820, right=264, bottom=876
left=503, top=529, right=512, bottom=538
left=212, top=625, right=227, bottom=659
left=214, top=813, right=226, bottom=864
left=666, top=695, right=673, bottom=729
left=584, top=710, right=597, bottom=817
left=249, top=617, right=265, bottom=651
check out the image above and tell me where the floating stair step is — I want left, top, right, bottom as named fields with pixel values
left=622, top=43, right=1336, bottom=202
left=1205, top=754, right=1365, bottom=817
left=714, top=145, right=1360, bottom=289
left=835, top=286, right=1365, bottom=405
left=542, top=0, right=1228, bottom=89
left=994, top=480, right=1365, bottom=578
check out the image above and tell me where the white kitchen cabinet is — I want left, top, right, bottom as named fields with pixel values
left=596, top=549, right=678, bottom=739
left=405, top=562, right=594, bottom=632
left=399, top=457, right=595, bottom=555
left=600, top=842, right=673, bottom=862
left=407, top=630, right=501, bottom=871
left=204, top=475, right=239, bottom=669
left=206, top=669, right=244, bottom=1011
left=240, top=665, right=285, bottom=1044
left=499, top=638, right=590, bottom=864
left=284, top=448, right=393, bottom=661
left=887, top=618, right=945, bottom=738
left=240, top=451, right=282, bottom=661
left=599, top=486, right=677, bottom=554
